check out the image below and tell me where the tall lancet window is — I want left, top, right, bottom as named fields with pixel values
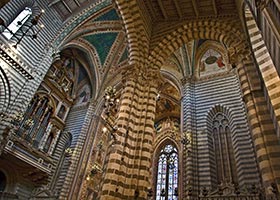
left=213, top=113, right=237, bottom=185
left=2, top=7, right=32, bottom=40
left=156, top=144, right=178, bottom=200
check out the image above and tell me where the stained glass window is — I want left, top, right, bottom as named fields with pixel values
left=156, top=144, right=178, bottom=200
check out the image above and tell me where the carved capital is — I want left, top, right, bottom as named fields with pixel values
left=121, top=64, right=141, bottom=83
left=51, top=50, right=61, bottom=63
left=227, top=42, right=251, bottom=65
left=122, top=65, right=162, bottom=88
left=145, top=68, right=163, bottom=89
left=181, top=75, right=194, bottom=85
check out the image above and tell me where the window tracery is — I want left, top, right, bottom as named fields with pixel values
left=156, top=144, right=179, bottom=200
left=212, top=113, right=237, bottom=185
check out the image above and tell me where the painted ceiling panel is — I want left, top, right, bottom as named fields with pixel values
left=118, top=48, right=129, bottom=64
left=93, top=9, right=120, bottom=22
left=83, top=32, right=118, bottom=66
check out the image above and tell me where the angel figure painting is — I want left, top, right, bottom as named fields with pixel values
left=199, top=49, right=227, bottom=77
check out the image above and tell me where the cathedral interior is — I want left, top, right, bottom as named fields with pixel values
left=0, top=0, right=280, bottom=199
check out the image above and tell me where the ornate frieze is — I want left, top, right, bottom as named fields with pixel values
left=0, top=47, right=33, bottom=79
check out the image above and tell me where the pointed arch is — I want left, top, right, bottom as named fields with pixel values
left=206, top=105, right=233, bottom=127
left=59, top=43, right=98, bottom=100
left=195, top=40, right=230, bottom=78
left=206, top=105, right=237, bottom=188
left=153, top=139, right=180, bottom=200
left=242, top=1, right=280, bottom=133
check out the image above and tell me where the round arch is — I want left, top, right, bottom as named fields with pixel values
left=114, top=0, right=150, bottom=66
left=0, top=162, right=18, bottom=193
left=148, top=18, right=246, bottom=70
left=241, top=0, right=280, bottom=130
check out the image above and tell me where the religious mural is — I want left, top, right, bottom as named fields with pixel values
left=74, top=62, right=92, bottom=104
left=76, top=84, right=91, bottom=104
left=199, top=49, right=226, bottom=77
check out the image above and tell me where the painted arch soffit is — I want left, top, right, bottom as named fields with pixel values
left=54, top=5, right=128, bottom=94
left=51, top=0, right=112, bottom=48
left=156, top=81, right=181, bottom=122
left=162, top=42, right=193, bottom=79
left=60, top=42, right=98, bottom=98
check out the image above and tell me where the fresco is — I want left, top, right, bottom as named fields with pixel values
left=75, top=62, right=92, bottom=104
left=199, top=49, right=226, bottom=77
left=76, top=83, right=91, bottom=104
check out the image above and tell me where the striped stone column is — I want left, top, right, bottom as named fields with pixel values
left=181, top=77, right=197, bottom=198
left=236, top=54, right=280, bottom=194
left=60, top=101, right=96, bottom=199
left=49, top=130, right=72, bottom=191
left=245, top=7, right=280, bottom=131
left=100, top=67, right=158, bottom=200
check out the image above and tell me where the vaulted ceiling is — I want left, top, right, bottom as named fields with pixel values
left=46, top=0, right=243, bottom=115
left=51, top=0, right=244, bottom=89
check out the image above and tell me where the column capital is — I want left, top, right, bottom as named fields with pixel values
left=51, top=50, right=61, bottom=64
left=227, top=42, right=251, bottom=65
left=122, top=65, right=162, bottom=88
left=89, top=99, right=98, bottom=109
left=181, top=75, right=194, bottom=85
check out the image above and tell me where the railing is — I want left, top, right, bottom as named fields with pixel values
left=196, top=183, right=279, bottom=200
left=199, top=194, right=260, bottom=200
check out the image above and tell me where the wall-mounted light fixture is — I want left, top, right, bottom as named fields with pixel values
left=0, top=9, right=44, bottom=48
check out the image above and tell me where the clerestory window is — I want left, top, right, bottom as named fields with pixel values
left=2, top=7, right=32, bottom=40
